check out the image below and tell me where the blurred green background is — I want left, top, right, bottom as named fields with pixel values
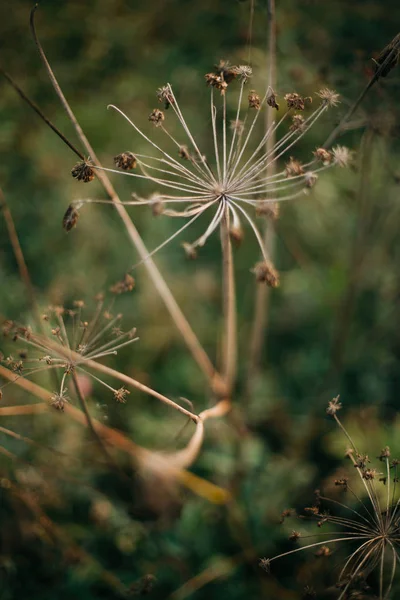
left=1, top=0, right=400, bottom=598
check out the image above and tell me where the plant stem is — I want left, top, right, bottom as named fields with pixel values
left=247, top=0, right=277, bottom=389
left=220, top=205, right=237, bottom=394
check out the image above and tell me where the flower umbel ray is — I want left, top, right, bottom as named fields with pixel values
left=68, top=66, right=348, bottom=278
left=260, top=399, right=400, bottom=599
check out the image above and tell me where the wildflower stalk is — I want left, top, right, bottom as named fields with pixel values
left=28, top=5, right=225, bottom=396
left=220, top=208, right=237, bottom=393
left=247, top=0, right=277, bottom=388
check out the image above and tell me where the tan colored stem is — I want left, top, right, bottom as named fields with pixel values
left=220, top=207, right=237, bottom=393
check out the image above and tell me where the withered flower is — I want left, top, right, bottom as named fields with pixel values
left=248, top=89, right=261, bottom=109
left=114, top=151, right=137, bottom=170
left=71, top=160, right=95, bottom=183
left=148, top=108, right=165, bottom=127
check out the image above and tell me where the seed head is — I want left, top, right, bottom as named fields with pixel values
left=285, top=157, right=304, bottom=178
left=289, top=114, right=306, bottom=132
left=71, top=160, right=95, bottom=183
left=248, top=90, right=261, bottom=110
left=266, top=87, right=279, bottom=110
left=313, top=147, right=333, bottom=165
left=284, top=92, right=312, bottom=111
left=114, top=151, right=137, bottom=170
left=51, top=390, right=69, bottom=411
left=205, top=73, right=228, bottom=94
left=113, top=387, right=130, bottom=403
left=157, top=85, right=175, bottom=109
left=326, top=395, right=342, bottom=415
left=332, top=145, right=353, bottom=167
left=148, top=109, right=165, bottom=127
left=316, top=88, right=340, bottom=107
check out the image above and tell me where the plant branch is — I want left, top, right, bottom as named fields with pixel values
left=220, top=206, right=237, bottom=393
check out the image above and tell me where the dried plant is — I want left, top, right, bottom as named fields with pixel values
left=67, top=74, right=348, bottom=278
left=260, top=399, right=400, bottom=599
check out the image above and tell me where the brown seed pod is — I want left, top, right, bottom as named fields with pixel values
left=62, top=204, right=79, bottom=232
left=71, top=161, right=95, bottom=183
left=114, top=152, right=137, bottom=170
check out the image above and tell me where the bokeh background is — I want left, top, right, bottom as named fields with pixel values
left=1, top=0, right=400, bottom=598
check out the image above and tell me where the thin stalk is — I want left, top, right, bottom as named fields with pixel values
left=220, top=204, right=237, bottom=393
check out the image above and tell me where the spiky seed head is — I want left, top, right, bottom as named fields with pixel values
left=284, top=93, right=312, bottom=111
left=114, top=387, right=130, bottom=403
left=326, top=395, right=342, bottom=415
left=289, top=530, right=301, bottom=542
left=71, top=160, right=95, bottom=183
left=205, top=73, right=228, bottom=94
left=51, top=390, right=69, bottom=411
left=234, top=65, right=253, bottom=82
left=114, top=152, right=137, bottom=170
left=157, top=85, right=174, bottom=109
left=148, top=109, right=165, bottom=127
left=259, top=558, right=271, bottom=573
left=285, top=157, right=304, bottom=177
left=316, top=88, right=340, bottom=107
left=214, top=59, right=238, bottom=84
left=332, top=145, right=353, bottom=167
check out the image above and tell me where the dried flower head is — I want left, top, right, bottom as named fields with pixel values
left=71, top=160, right=95, bottom=183
left=114, top=151, right=137, bottom=170
left=316, top=88, right=341, bottom=107
left=266, top=87, right=279, bottom=110
left=263, top=402, right=400, bottom=599
left=248, top=89, right=261, bottom=110
left=284, top=93, right=312, bottom=111
left=1, top=297, right=138, bottom=406
left=148, top=108, right=165, bottom=127
left=70, top=70, right=345, bottom=273
left=62, top=204, right=80, bottom=232
left=157, top=85, right=175, bottom=109
left=326, top=395, right=342, bottom=415
left=332, top=145, right=354, bottom=168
